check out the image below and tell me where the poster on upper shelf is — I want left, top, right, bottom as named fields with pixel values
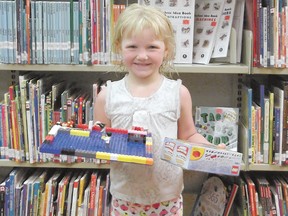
left=193, top=0, right=224, bottom=64
left=195, top=106, right=239, bottom=151
left=138, top=0, right=195, bottom=64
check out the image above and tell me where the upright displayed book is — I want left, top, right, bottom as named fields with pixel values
left=195, top=106, right=239, bottom=151
left=211, top=0, right=236, bottom=58
left=193, top=0, right=224, bottom=64
left=239, top=82, right=253, bottom=164
left=138, top=0, right=195, bottom=64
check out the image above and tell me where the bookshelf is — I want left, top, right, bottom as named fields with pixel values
left=0, top=0, right=286, bottom=214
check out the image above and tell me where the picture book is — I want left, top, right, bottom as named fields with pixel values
left=212, top=0, right=236, bottom=58
left=195, top=106, right=239, bottom=151
left=193, top=0, right=224, bottom=64
left=161, top=137, right=242, bottom=176
left=191, top=176, right=227, bottom=215
left=139, top=0, right=195, bottom=64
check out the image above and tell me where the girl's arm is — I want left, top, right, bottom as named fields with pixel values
left=93, top=88, right=111, bottom=127
left=177, top=84, right=211, bottom=144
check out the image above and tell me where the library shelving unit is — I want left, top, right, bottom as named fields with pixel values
left=0, top=30, right=252, bottom=172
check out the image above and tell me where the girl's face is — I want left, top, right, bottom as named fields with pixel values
left=120, top=28, right=166, bottom=79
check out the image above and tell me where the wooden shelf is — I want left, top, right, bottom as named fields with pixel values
left=248, top=164, right=288, bottom=171
left=0, top=63, right=250, bottom=74
left=252, top=67, right=288, bottom=75
left=0, top=160, right=110, bottom=169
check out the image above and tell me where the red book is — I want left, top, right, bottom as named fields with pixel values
left=223, top=184, right=239, bottom=216
left=243, top=173, right=257, bottom=216
left=88, top=172, right=97, bottom=216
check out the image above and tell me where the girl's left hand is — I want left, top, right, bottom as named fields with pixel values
left=217, top=143, right=226, bottom=150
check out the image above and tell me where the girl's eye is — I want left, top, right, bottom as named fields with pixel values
left=127, top=45, right=137, bottom=48
left=149, top=46, right=158, bottom=49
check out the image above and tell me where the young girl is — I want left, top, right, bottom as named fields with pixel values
left=94, top=3, right=219, bottom=216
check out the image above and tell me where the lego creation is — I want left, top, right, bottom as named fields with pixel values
left=40, top=124, right=153, bottom=165
left=161, top=137, right=242, bottom=176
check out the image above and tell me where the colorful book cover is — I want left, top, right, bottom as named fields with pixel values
left=161, top=137, right=242, bottom=176
left=139, top=0, right=195, bottom=64
left=212, top=0, right=236, bottom=58
left=195, top=106, right=239, bottom=151
left=193, top=0, right=224, bottom=64
left=191, top=176, right=227, bottom=215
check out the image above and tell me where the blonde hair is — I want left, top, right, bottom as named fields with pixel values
left=112, top=3, right=176, bottom=75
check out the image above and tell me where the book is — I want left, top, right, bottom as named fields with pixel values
left=193, top=0, right=224, bottom=64
left=272, top=85, right=284, bottom=165
left=65, top=171, right=79, bottom=216
left=270, top=186, right=281, bottom=215
left=55, top=171, right=72, bottom=216
left=70, top=172, right=82, bottom=216
left=234, top=177, right=249, bottom=216
left=191, top=176, right=227, bottom=215
left=0, top=179, right=6, bottom=216
left=243, top=173, right=257, bottom=216
left=9, top=168, right=27, bottom=216
left=139, top=0, right=195, bottom=64
left=223, top=183, right=239, bottom=216
left=270, top=75, right=288, bottom=165
left=279, top=174, right=288, bottom=214
left=211, top=0, right=237, bottom=58
left=250, top=78, right=270, bottom=164
left=239, top=82, right=253, bottom=164
left=195, top=106, right=239, bottom=151
left=268, top=91, right=275, bottom=164
left=88, top=171, right=98, bottom=216
left=244, top=0, right=260, bottom=67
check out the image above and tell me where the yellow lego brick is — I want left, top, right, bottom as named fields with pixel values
left=117, top=155, right=133, bottom=163
left=131, top=156, right=147, bottom=164
left=96, top=152, right=111, bottom=160
left=70, top=129, right=90, bottom=137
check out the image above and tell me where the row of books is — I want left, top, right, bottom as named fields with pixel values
left=0, top=0, right=122, bottom=65
left=245, top=0, right=288, bottom=68
left=239, top=172, right=288, bottom=216
left=0, top=0, right=245, bottom=65
left=191, top=175, right=239, bottom=216
left=0, top=168, right=110, bottom=216
left=0, top=72, right=106, bottom=163
left=194, top=172, right=288, bottom=216
left=239, top=75, right=288, bottom=165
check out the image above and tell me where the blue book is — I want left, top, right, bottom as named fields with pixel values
left=8, top=169, right=16, bottom=216
left=251, top=78, right=270, bottom=163
left=240, top=83, right=253, bottom=164
left=274, top=107, right=281, bottom=164
left=4, top=177, right=10, bottom=216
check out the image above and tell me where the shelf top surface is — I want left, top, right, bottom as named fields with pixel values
left=0, top=63, right=249, bottom=74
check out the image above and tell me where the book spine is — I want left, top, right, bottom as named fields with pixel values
left=269, top=92, right=274, bottom=164
left=89, top=172, right=97, bottom=216
left=0, top=183, right=5, bottom=216
left=1, top=104, right=8, bottom=159
left=274, top=107, right=281, bottom=164
left=263, top=97, right=270, bottom=163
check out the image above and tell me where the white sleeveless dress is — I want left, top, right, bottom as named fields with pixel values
left=105, top=75, right=183, bottom=204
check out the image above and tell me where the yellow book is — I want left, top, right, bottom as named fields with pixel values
left=78, top=171, right=88, bottom=207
